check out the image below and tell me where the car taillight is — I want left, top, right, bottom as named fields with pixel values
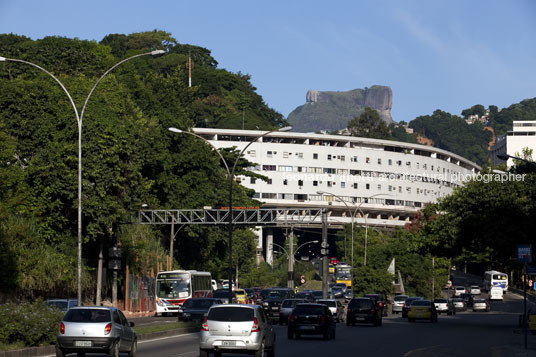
left=392, top=302, right=395, bottom=306
left=59, top=322, right=65, bottom=335
left=379, top=302, right=383, bottom=308
left=104, top=323, right=112, bottom=335
left=320, top=315, right=326, bottom=323
left=371, top=309, right=375, bottom=314
left=251, top=317, right=260, bottom=332
left=201, top=317, right=209, bottom=331
left=289, top=314, right=295, bottom=322
left=446, top=303, right=448, bottom=307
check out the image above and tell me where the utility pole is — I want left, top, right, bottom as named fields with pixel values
left=321, top=209, right=329, bottom=299
left=432, top=256, right=435, bottom=299
left=287, top=227, right=294, bottom=289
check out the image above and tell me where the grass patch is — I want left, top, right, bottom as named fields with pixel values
left=0, top=341, right=27, bottom=351
left=134, top=321, right=197, bottom=335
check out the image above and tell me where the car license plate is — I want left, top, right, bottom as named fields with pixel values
left=222, top=341, right=236, bottom=346
left=355, top=317, right=365, bottom=321
left=74, top=341, right=92, bottom=347
left=300, top=325, right=314, bottom=329
left=416, top=313, right=423, bottom=318
left=271, top=306, right=279, bottom=310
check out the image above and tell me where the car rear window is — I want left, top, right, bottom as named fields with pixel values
left=208, top=307, right=254, bottom=322
left=394, top=296, right=408, bottom=302
left=411, top=300, right=432, bottom=307
left=349, top=299, right=374, bottom=309
left=293, top=305, right=324, bottom=315
left=318, top=300, right=336, bottom=307
left=183, top=299, right=215, bottom=309
left=64, top=309, right=111, bottom=323
left=434, top=299, right=447, bottom=303
left=213, top=291, right=233, bottom=298
left=282, top=300, right=301, bottom=308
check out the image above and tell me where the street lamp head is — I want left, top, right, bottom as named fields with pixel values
left=150, top=50, right=166, bottom=57
left=168, top=127, right=183, bottom=134
left=0, top=56, right=6, bottom=62
left=312, top=240, right=319, bottom=244
left=278, top=126, right=292, bottom=132
left=497, top=153, right=510, bottom=161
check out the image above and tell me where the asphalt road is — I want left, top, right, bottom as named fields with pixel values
left=124, top=292, right=536, bottom=357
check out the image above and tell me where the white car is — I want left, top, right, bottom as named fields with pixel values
left=392, top=295, right=408, bottom=314
left=489, top=286, right=504, bottom=301
left=472, top=298, right=490, bottom=312
left=470, top=285, right=481, bottom=295
left=433, top=298, right=450, bottom=315
left=317, top=299, right=345, bottom=322
left=453, top=286, right=466, bottom=297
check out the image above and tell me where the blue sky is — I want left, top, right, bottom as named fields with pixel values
left=1, top=0, right=535, bottom=123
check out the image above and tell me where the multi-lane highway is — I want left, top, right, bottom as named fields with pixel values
left=130, top=292, right=536, bottom=357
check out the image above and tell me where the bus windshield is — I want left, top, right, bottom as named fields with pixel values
left=156, top=273, right=190, bottom=298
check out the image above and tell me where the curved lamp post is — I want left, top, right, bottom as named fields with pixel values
left=1, top=50, right=166, bottom=304
left=168, top=126, right=292, bottom=301
left=497, top=153, right=536, bottom=168
left=316, top=191, right=392, bottom=269
left=273, top=240, right=319, bottom=262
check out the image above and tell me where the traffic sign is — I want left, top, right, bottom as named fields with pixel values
left=300, top=275, right=306, bottom=284
left=321, top=241, right=329, bottom=248
left=320, top=248, right=328, bottom=255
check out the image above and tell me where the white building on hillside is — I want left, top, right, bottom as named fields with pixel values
left=193, top=128, right=481, bottom=264
left=491, top=121, right=536, bottom=167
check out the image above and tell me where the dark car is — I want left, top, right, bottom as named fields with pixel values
left=310, top=290, right=324, bottom=302
left=177, top=298, right=222, bottom=321
left=364, top=293, right=388, bottom=316
left=287, top=303, right=336, bottom=340
left=295, top=291, right=314, bottom=302
left=257, top=288, right=272, bottom=304
left=460, top=293, right=474, bottom=308
left=279, top=298, right=307, bottom=324
left=262, top=288, right=294, bottom=320
left=329, top=287, right=345, bottom=299
left=212, top=289, right=235, bottom=304
left=346, top=297, right=382, bottom=326
left=402, top=296, right=424, bottom=318
left=244, top=288, right=256, bottom=303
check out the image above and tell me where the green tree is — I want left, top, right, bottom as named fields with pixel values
left=347, top=107, right=391, bottom=139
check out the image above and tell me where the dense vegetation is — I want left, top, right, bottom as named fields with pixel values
left=0, top=31, right=286, bottom=301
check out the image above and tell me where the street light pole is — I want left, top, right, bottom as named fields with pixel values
left=169, top=126, right=291, bottom=302
left=1, top=50, right=166, bottom=305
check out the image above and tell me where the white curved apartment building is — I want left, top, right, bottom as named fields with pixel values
left=194, top=128, right=481, bottom=231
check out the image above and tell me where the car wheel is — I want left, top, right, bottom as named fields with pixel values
left=378, top=318, right=383, bottom=326
left=267, top=339, right=275, bottom=357
left=55, top=346, right=65, bottom=357
left=346, top=318, right=351, bottom=326
left=287, top=328, right=294, bottom=339
left=77, top=353, right=86, bottom=357
left=408, top=318, right=414, bottom=322
left=109, top=341, right=119, bottom=357
left=128, top=339, right=137, bottom=357
left=254, top=340, right=265, bottom=357
left=331, top=328, right=336, bottom=339
left=323, top=329, right=330, bottom=340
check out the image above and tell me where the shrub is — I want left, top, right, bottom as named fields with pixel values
left=0, top=300, right=63, bottom=347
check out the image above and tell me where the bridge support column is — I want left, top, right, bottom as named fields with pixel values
left=255, top=226, right=264, bottom=266
left=266, top=228, right=274, bottom=266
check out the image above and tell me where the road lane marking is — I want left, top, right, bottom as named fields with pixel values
left=138, top=332, right=199, bottom=344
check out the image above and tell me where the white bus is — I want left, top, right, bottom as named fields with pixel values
left=483, top=270, right=508, bottom=293
left=155, top=270, right=212, bottom=316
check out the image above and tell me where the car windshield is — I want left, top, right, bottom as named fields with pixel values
left=208, top=307, right=254, bottom=322
left=411, top=300, right=432, bottom=307
left=332, top=287, right=343, bottom=292
left=349, top=299, right=374, bottom=309
left=318, top=300, right=336, bottom=307
left=213, top=291, right=233, bottom=298
left=394, top=296, right=408, bottom=302
left=282, top=300, right=302, bottom=308
left=268, top=290, right=288, bottom=298
left=311, top=291, right=323, bottom=298
left=182, top=299, right=215, bottom=309
left=295, top=292, right=310, bottom=299
left=47, top=301, right=68, bottom=311
left=453, top=298, right=463, bottom=302
left=235, top=291, right=246, bottom=296
left=64, top=309, right=111, bottom=323
left=293, top=305, right=324, bottom=315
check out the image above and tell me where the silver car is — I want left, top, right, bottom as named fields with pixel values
left=56, top=306, right=137, bottom=357
left=392, top=295, right=408, bottom=314
left=199, top=304, right=275, bottom=357
left=317, top=299, right=345, bottom=322
left=278, top=298, right=306, bottom=325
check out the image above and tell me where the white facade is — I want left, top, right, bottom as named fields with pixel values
left=194, top=128, right=481, bottom=230
left=491, top=121, right=536, bottom=167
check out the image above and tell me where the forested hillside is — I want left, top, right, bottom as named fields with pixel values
left=0, top=30, right=285, bottom=299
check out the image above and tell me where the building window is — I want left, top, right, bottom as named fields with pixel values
left=261, top=192, right=276, bottom=199
left=377, top=158, right=382, bottom=165
left=340, top=155, right=345, bottom=161
left=341, top=182, right=346, bottom=188
left=248, top=150, right=256, bottom=157
left=297, top=166, right=303, bottom=172
left=297, top=152, right=303, bottom=159
left=388, top=159, right=392, bottom=165
left=351, top=156, right=358, bottom=162
left=327, top=181, right=332, bottom=187
left=283, top=179, right=288, bottom=185
left=250, top=178, right=256, bottom=184
left=327, top=154, right=332, bottom=160
left=267, top=151, right=274, bottom=158
left=298, top=180, right=303, bottom=186
left=267, top=178, right=272, bottom=185
left=366, top=184, right=370, bottom=190
left=283, top=152, right=289, bottom=158
left=377, top=184, right=381, bottom=190
left=366, top=157, right=370, bottom=163
left=397, top=160, right=402, bottom=166
left=262, top=165, right=276, bottom=171
left=313, top=181, right=318, bottom=186
left=278, top=165, right=293, bottom=172
left=313, top=153, right=318, bottom=159
left=353, top=183, right=358, bottom=189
